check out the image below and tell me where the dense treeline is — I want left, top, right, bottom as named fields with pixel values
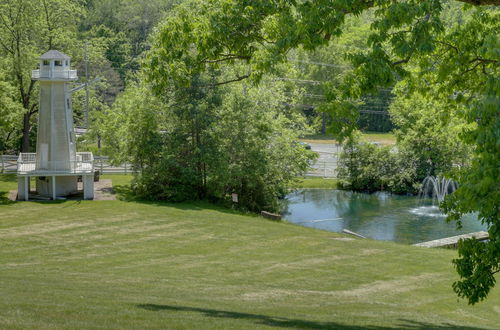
left=0, top=0, right=395, bottom=154
left=0, top=0, right=179, bottom=153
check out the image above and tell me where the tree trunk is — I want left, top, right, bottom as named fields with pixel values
left=21, top=112, right=32, bottom=152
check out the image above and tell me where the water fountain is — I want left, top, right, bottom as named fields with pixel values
left=420, top=175, right=458, bottom=203
left=410, top=176, right=458, bottom=218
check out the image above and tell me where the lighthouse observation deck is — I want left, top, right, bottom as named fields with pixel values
left=17, top=152, right=94, bottom=176
left=32, top=69, right=77, bottom=80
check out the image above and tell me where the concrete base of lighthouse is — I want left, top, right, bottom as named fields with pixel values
left=36, top=176, right=78, bottom=197
left=17, top=174, right=94, bottom=201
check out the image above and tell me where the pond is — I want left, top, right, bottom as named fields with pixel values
left=282, top=189, right=487, bottom=244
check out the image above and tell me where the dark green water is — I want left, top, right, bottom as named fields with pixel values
left=282, top=189, right=487, bottom=244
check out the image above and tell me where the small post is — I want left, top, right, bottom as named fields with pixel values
left=1, top=155, right=4, bottom=173
left=124, top=162, right=127, bottom=174
left=52, top=176, right=56, bottom=200
left=24, top=176, right=29, bottom=201
left=100, top=158, right=103, bottom=173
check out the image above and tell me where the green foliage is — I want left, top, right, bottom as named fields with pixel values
left=208, top=80, right=315, bottom=211
left=101, top=72, right=315, bottom=211
left=0, top=0, right=84, bottom=151
left=0, top=69, right=24, bottom=153
left=389, top=86, right=472, bottom=180
left=337, top=134, right=418, bottom=194
left=147, top=0, right=498, bottom=303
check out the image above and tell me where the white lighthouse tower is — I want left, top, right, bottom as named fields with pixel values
left=17, top=50, right=94, bottom=200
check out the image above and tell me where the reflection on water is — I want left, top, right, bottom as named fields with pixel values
left=281, top=189, right=486, bottom=244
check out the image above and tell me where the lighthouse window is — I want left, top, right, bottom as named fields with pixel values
left=55, top=60, right=62, bottom=66
left=43, top=60, right=50, bottom=66
left=65, top=60, right=69, bottom=66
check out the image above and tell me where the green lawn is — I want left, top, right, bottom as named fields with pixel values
left=300, top=132, right=396, bottom=145
left=292, top=177, right=339, bottom=189
left=360, top=132, right=396, bottom=145
left=0, top=175, right=498, bottom=329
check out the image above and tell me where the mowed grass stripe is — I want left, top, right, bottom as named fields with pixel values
left=0, top=177, right=499, bottom=328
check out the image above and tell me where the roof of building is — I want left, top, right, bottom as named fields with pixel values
left=39, top=50, right=71, bottom=60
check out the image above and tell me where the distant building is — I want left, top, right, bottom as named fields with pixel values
left=17, top=50, right=94, bottom=200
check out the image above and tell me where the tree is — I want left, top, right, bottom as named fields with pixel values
left=101, top=70, right=314, bottom=211
left=0, top=66, right=24, bottom=153
left=147, top=0, right=499, bottom=303
left=0, top=0, right=83, bottom=152
left=389, top=82, right=472, bottom=180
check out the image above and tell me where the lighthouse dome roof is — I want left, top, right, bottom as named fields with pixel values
left=39, top=50, right=71, bottom=60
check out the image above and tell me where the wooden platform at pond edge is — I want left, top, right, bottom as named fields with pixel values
left=8, top=179, right=116, bottom=201
left=413, top=231, right=489, bottom=248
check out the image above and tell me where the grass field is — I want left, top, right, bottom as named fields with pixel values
left=292, top=177, right=339, bottom=189
left=0, top=174, right=499, bottom=329
left=300, top=132, right=396, bottom=145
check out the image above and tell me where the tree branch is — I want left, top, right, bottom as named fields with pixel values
left=209, top=74, right=251, bottom=86
left=203, top=54, right=251, bottom=64
left=392, top=57, right=411, bottom=66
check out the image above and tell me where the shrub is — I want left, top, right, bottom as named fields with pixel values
left=337, top=135, right=418, bottom=194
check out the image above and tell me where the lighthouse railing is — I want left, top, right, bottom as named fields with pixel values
left=32, top=69, right=77, bottom=80
left=17, top=152, right=93, bottom=174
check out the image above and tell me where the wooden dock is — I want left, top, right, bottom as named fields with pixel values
left=413, top=231, right=489, bottom=248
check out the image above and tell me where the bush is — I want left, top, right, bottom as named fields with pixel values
left=101, top=75, right=316, bottom=212
left=337, top=136, right=418, bottom=194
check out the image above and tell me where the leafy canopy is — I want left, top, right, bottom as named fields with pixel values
left=148, top=0, right=499, bottom=304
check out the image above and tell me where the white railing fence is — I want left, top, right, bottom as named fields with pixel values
left=3, top=151, right=339, bottom=177
left=306, top=151, right=339, bottom=178
left=32, top=69, right=77, bottom=80
left=2, top=155, right=131, bottom=174
left=17, top=152, right=94, bottom=174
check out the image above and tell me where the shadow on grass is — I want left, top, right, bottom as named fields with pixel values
left=0, top=191, right=15, bottom=205
left=136, top=304, right=488, bottom=330
left=112, top=184, right=257, bottom=216
left=0, top=174, right=17, bottom=183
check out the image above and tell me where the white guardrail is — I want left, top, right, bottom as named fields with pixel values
left=32, top=69, right=77, bottom=80
left=2, top=151, right=339, bottom=177
left=1, top=155, right=132, bottom=174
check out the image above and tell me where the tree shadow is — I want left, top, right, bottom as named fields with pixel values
left=111, top=184, right=258, bottom=216
left=0, top=191, right=15, bottom=205
left=136, top=304, right=489, bottom=330
left=0, top=174, right=17, bottom=183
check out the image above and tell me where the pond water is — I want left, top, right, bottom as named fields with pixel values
left=282, top=189, right=487, bottom=244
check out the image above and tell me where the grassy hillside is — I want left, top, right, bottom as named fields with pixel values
left=0, top=175, right=498, bottom=329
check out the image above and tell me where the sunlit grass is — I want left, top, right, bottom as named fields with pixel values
left=292, top=177, right=339, bottom=189
left=0, top=175, right=498, bottom=328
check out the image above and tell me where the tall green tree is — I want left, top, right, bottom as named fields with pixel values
left=147, top=0, right=499, bottom=304
left=101, top=70, right=314, bottom=211
left=0, top=0, right=83, bottom=152
left=0, top=65, right=24, bottom=153
left=389, top=82, right=472, bottom=180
